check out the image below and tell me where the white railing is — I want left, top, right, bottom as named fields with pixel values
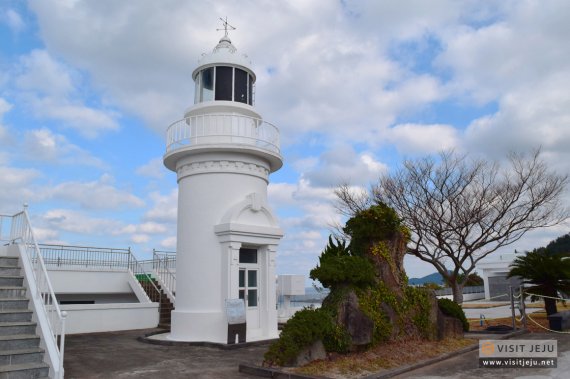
left=152, top=250, right=176, bottom=302
left=165, top=113, right=280, bottom=155
left=0, top=206, right=66, bottom=379
left=37, top=244, right=163, bottom=306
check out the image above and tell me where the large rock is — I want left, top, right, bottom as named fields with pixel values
left=293, top=340, right=327, bottom=366
left=338, top=291, right=374, bottom=347
left=437, top=311, right=464, bottom=339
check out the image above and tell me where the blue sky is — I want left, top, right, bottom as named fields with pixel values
left=1, top=0, right=569, bottom=280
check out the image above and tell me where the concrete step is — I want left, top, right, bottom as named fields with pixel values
left=0, top=323, right=37, bottom=336
left=0, top=311, right=32, bottom=323
left=0, top=299, right=29, bottom=311
left=0, top=362, right=49, bottom=379
left=0, top=258, right=18, bottom=268
left=0, top=289, right=26, bottom=299
left=0, top=278, right=23, bottom=288
left=0, top=335, right=40, bottom=351
left=0, top=348, right=44, bottom=366
left=0, top=267, right=21, bottom=277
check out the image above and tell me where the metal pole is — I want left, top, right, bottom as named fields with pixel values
left=510, top=286, right=516, bottom=330
left=520, top=285, right=527, bottom=330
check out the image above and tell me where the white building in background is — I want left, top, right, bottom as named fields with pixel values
left=163, top=29, right=283, bottom=343
left=477, top=253, right=520, bottom=301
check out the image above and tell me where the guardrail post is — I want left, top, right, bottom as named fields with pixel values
left=510, top=286, right=516, bottom=330
left=59, top=311, right=67, bottom=379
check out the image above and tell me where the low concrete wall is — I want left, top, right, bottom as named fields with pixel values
left=436, top=292, right=485, bottom=301
left=47, top=269, right=134, bottom=294
left=61, top=302, right=159, bottom=334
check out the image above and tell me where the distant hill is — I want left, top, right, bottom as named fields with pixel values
left=408, top=272, right=444, bottom=286
left=546, top=233, right=570, bottom=255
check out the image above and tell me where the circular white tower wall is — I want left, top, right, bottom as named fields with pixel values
left=171, top=151, right=273, bottom=343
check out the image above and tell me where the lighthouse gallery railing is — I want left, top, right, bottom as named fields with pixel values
left=166, top=113, right=280, bottom=155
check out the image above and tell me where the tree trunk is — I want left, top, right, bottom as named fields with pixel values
left=451, top=283, right=464, bottom=304
left=544, top=288, right=558, bottom=316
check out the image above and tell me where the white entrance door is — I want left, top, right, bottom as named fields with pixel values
left=239, top=267, right=260, bottom=329
left=238, top=247, right=261, bottom=333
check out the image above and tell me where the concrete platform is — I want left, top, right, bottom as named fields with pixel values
left=63, top=328, right=570, bottom=379
left=63, top=328, right=268, bottom=378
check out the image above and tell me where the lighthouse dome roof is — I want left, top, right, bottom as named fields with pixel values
left=192, top=36, right=255, bottom=81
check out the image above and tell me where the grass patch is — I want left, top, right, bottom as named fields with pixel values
left=461, top=302, right=509, bottom=309
left=291, top=338, right=476, bottom=378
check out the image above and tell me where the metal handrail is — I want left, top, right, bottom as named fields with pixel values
left=152, top=250, right=176, bottom=301
left=165, top=113, right=280, bottom=155
left=2, top=206, right=66, bottom=379
left=37, top=244, right=162, bottom=306
left=128, top=256, right=162, bottom=306
left=39, top=244, right=131, bottom=270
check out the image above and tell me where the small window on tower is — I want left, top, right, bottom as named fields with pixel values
left=215, top=66, right=232, bottom=101
left=239, top=248, right=257, bottom=264
left=234, top=68, right=248, bottom=104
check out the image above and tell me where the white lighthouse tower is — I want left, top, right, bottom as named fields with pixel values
left=163, top=23, right=283, bottom=343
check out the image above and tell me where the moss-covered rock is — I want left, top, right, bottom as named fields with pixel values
left=265, top=204, right=458, bottom=367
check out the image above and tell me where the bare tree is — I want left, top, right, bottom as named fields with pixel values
left=338, top=150, right=569, bottom=303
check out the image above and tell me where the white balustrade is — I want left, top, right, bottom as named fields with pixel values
left=166, top=114, right=280, bottom=155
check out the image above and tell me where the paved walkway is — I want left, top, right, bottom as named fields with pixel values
left=64, top=328, right=570, bottom=379
left=392, top=333, right=570, bottom=379
left=64, top=328, right=265, bottom=378
left=463, top=304, right=542, bottom=320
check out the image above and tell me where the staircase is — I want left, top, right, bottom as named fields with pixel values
left=0, top=256, right=49, bottom=378
left=136, top=277, right=174, bottom=328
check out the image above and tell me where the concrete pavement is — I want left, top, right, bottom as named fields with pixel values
left=391, top=333, right=570, bottom=379
left=63, top=327, right=570, bottom=379
left=63, top=328, right=265, bottom=378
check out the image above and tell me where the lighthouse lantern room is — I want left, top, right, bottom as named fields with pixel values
left=163, top=21, right=283, bottom=343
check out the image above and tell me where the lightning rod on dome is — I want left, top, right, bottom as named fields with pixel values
left=217, top=16, right=236, bottom=38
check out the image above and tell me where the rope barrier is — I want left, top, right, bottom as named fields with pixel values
left=526, top=313, right=570, bottom=334
left=478, top=293, right=511, bottom=301
left=525, top=292, right=568, bottom=302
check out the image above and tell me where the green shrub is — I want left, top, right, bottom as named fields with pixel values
left=264, top=308, right=333, bottom=366
left=343, top=203, right=403, bottom=256
left=309, top=236, right=376, bottom=289
left=438, top=298, right=469, bottom=332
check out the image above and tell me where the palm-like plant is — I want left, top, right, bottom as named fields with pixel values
left=508, top=249, right=570, bottom=315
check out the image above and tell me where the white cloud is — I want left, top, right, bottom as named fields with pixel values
left=160, top=236, right=177, bottom=249
left=0, top=166, right=39, bottom=211
left=136, top=157, right=166, bottom=179
left=144, top=190, right=178, bottom=224
left=23, top=127, right=105, bottom=167
left=388, top=123, right=460, bottom=154
left=27, top=96, right=119, bottom=138
left=13, top=50, right=119, bottom=138
left=116, top=222, right=167, bottom=236
left=43, top=176, right=144, bottom=210
left=0, top=98, right=12, bottom=142
left=16, top=50, right=74, bottom=96
left=301, top=146, right=387, bottom=187
left=131, top=234, right=150, bottom=244
left=41, top=209, right=123, bottom=235
left=465, top=71, right=570, bottom=166
left=1, top=9, right=25, bottom=33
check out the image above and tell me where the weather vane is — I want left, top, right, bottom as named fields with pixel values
left=217, top=16, right=236, bottom=38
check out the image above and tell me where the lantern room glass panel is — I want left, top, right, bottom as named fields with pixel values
left=215, top=66, right=232, bottom=101
left=234, top=68, right=248, bottom=104
left=200, top=67, right=214, bottom=102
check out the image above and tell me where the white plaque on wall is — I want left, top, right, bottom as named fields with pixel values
left=225, top=299, right=246, bottom=325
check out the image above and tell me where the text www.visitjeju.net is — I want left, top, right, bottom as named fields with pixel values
left=479, top=358, right=557, bottom=368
